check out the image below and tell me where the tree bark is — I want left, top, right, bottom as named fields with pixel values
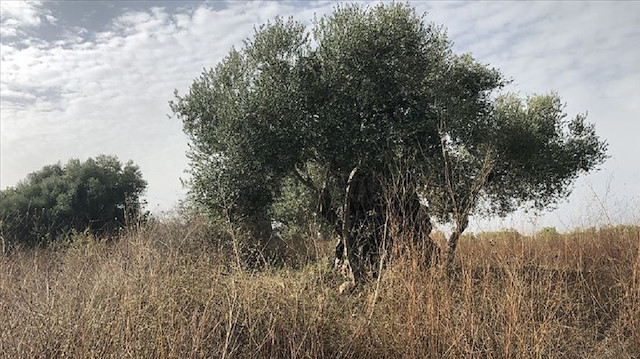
left=445, top=216, right=469, bottom=271
left=334, top=167, right=358, bottom=293
left=333, top=168, right=443, bottom=291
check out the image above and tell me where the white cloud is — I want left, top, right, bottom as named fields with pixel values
left=417, top=1, right=640, bottom=231
left=0, top=0, right=55, bottom=38
left=1, top=1, right=42, bottom=27
left=0, top=2, right=334, bottom=209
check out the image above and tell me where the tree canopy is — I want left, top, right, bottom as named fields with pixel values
left=171, top=3, right=607, bottom=275
left=0, top=155, right=147, bottom=247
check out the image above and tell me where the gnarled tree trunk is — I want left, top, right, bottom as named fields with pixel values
left=333, top=167, right=440, bottom=292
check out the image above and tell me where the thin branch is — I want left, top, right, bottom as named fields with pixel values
left=462, top=150, right=496, bottom=218
left=292, top=165, right=319, bottom=194
left=368, top=212, right=388, bottom=322
left=439, top=122, right=459, bottom=220
left=342, top=166, right=359, bottom=242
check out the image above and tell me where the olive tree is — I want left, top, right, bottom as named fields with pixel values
left=171, top=3, right=607, bottom=282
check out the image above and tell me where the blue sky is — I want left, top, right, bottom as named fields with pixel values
left=1, top=1, right=639, bottom=233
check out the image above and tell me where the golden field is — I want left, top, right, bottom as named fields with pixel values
left=1, top=221, right=638, bottom=358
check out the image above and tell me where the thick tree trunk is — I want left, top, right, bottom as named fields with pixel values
left=388, top=190, right=440, bottom=268
left=333, top=168, right=442, bottom=292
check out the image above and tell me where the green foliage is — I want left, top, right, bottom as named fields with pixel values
left=537, top=227, right=561, bottom=241
left=0, top=155, right=147, bottom=247
left=475, top=229, right=525, bottom=242
left=171, top=3, right=607, bottom=253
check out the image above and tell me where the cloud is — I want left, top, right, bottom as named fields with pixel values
left=416, top=1, right=640, bottom=231
left=0, top=2, right=335, bottom=209
left=0, top=0, right=56, bottom=38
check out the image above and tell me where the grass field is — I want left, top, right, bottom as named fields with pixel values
left=1, top=220, right=638, bottom=358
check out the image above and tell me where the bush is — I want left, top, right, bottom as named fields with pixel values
left=0, top=155, right=146, bottom=247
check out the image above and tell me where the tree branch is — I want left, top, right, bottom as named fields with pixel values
left=292, top=165, right=319, bottom=194
left=439, top=122, right=459, bottom=219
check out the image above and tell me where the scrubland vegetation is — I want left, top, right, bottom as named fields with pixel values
left=1, top=219, right=638, bottom=358
left=0, top=4, right=625, bottom=358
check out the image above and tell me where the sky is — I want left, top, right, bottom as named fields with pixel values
left=1, top=1, right=639, bottom=234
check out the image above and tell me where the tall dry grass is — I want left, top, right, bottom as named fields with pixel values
left=1, top=220, right=638, bottom=358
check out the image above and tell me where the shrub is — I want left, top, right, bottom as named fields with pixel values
left=0, top=155, right=146, bottom=247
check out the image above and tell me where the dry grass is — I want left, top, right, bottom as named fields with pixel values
left=1, top=220, right=638, bottom=358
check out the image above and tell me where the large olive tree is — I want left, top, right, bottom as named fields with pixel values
left=171, top=4, right=607, bottom=283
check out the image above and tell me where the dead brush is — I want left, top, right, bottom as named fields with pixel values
left=0, top=221, right=638, bottom=358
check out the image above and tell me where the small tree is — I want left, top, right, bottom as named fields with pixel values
left=0, top=155, right=147, bottom=247
left=171, top=3, right=607, bottom=283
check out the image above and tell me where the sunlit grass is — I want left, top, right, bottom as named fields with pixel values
left=1, top=220, right=638, bottom=358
